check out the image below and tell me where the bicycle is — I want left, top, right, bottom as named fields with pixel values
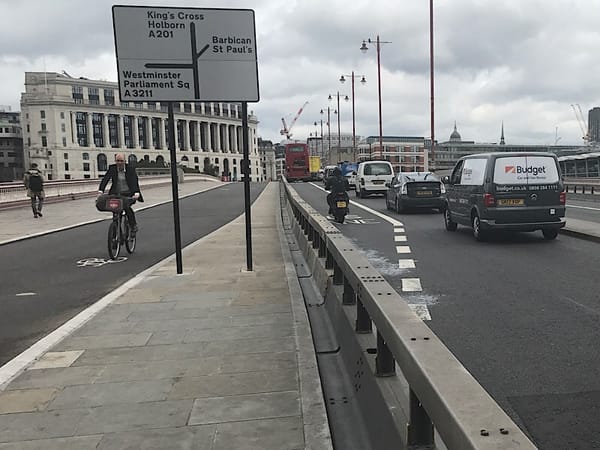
left=101, top=195, right=136, bottom=260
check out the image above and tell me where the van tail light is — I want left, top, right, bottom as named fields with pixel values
left=559, top=191, right=566, bottom=205
left=484, top=193, right=495, bottom=207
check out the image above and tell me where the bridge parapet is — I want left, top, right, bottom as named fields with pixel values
left=281, top=177, right=538, bottom=450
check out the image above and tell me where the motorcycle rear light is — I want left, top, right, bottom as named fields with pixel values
left=484, top=193, right=495, bottom=207
left=559, top=191, right=566, bottom=205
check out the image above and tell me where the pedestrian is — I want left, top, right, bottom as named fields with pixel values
left=98, top=153, right=143, bottom=234
left=23, top=163, right=44, bottom=218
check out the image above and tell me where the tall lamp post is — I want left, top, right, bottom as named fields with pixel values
left=429, top=0, right=436, bottom=170
left=314, top=119, right=324, bottom=158
left=328, top=92, right=349, bottom=157
left=361, top=35, right=391, bottom=159
left=320, top=107, right=336, bottom=164
left=339, top=72, right=366, bottom=162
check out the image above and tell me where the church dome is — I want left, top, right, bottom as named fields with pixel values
left=449, top=122, right=461, bottom=142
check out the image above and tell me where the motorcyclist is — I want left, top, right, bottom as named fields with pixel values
left=326, top=167, right=349, bottom=214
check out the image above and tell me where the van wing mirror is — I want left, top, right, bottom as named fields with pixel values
left=441, top=176, right=450, bottom=184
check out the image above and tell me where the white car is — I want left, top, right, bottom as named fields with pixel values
left=345, top=172, right=357, bottom=189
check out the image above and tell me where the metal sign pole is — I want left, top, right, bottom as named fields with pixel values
left=242, top=102, right=253, bottom=272
left=167, top=102, right=183, bottom=274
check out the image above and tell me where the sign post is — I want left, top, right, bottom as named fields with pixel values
left=112, top=6, right=259, bottom=273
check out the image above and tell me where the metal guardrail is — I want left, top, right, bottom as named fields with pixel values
left=281, top=178, right=537, bottom=450
left=0, top=174, right=220, bottom=206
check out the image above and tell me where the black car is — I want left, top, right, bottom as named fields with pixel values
left=385, top=172, right=445, bottom=213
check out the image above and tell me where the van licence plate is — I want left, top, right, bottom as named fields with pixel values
left=336, top=201, right=347, bottom=208
left=497, top=198, right=524, bottom=206
left=416, top=190, right=432, bottom=196
left=372, top=180, right=384, bottom=184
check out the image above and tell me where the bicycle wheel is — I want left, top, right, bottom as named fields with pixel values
left=107, top=220, right=120, bottom=259
left=125, top=218, right=136, bottom=254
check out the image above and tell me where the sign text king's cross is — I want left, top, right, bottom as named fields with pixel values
left=112, top=6, right=259, bottom=102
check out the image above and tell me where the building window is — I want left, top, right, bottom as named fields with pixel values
left=72, top=86, right=84, bottom=104
left=83, top=162, right=90, bottom=171
left=92, top=113, right=103, bottom=147
left=148, top=102, right=156, bottom=110
left=151, top=117, right=160, bottom=149
left=65, top=174, right=71, bottom=180
left=123, top=116, right=134, bottom=148
left=65, top=162, right=69, bottom=171
left=60, top=111, right=65, bottom=119
left=62, top=137, right=67, bottom=147
left=27, top=138, right=31, bottom=146
left=40, top=110, right=46, bottom=119
left=76, top=112, right=88, bottom=146
left=134, top=102, right=143, bottom=110
left=41, top=136, right=47, bottom=147
left=88, top=87, right=100, bottom=105
left=82, top=152, right=89, bottom=160
left=184, top=103, right=192, bottom=113
left=26, top=124, right=30, bottom=133
left=121, top=102, right=129, bottom=108
left=138, top=117, right=147, bottom=148
left=108, top=115, right=119, bottom=147
left=41, top=123, right=46, bottom=131
left=104, top=89, right=115, bottom=106
left=64, top=153, right=69, bottom=159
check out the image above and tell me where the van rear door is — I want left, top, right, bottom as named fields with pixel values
left=492, top=155, right=564, bottom=223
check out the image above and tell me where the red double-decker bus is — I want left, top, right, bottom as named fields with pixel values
left=285, top=143, right=310, bottom=182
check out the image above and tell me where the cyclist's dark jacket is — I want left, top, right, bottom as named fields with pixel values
left=99, top=164, right=144, bottom=202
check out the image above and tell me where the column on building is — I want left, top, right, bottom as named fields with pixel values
left=206, top=122, right=213, bottom=152
left=71, top=112, right=78, bottom=146
left=183, top=119, right=190, bottom=150
left=118, top=115, right=125, bottom=149
left=159, top=117, right=166, bottom=149
left=145, top=117, right=153, bottom=149
left=102, top=114, right=110, bottom=148
left=194, top=121, right=201, bottom=151
left=223, top=123, right=230, bottom=153
left=132, top=115, right=139, bottom=148
left=86, top=112, right=94, bottom=148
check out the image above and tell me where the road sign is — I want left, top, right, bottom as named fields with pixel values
left=112, top=6, right=259, bottom=102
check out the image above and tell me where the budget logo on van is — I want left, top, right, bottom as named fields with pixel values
left=504, top=165, right=546, bottom=176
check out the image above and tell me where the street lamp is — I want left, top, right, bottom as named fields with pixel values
left=320, top=107, right=336, bottom=164
left=314, top=120, right=324, bottom=157
left=328, top=92, right=349, bottom=158
left=339, top=72, right=366, bottom=161
left=361, top=35, right=391, bottom=159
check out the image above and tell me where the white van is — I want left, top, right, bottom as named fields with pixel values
left=355, top=161, right=394, bottom=197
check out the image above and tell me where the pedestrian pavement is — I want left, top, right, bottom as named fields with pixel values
left=0, top=181, right=333, bottom=450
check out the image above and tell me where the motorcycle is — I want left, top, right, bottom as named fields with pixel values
left=330, top=191, right=349, bottom=223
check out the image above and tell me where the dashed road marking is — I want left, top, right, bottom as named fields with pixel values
left=409, top=304, right=431, bottom=321
left=396, top=245, right=411, bottom=254
left=15, top=292, right=37, bottom=297
left=402, top=278, right=423, bottom=292
left=394, top=227, right=405, bottom=233
left=394, top=235, right=407, bottom=242
left=398, top=259, right=416, bottom=269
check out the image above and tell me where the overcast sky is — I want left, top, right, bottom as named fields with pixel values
left=1, top=0, right=599, bottom=146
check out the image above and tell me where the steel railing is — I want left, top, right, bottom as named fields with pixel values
left=281, top=177, right=537, bottom=450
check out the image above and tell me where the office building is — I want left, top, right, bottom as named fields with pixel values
left=0, top=108, right=23, bottom=181
left=20, top=72, right=262, bottom=181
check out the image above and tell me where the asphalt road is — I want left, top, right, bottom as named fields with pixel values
left=292, top=181, right=600, bottom=450
left=0, top=183, right=266, bottom=366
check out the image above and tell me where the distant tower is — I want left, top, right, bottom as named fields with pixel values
left=588, top=107, right=600, bottom=143
left=449, top=121, right=462, bottom=142
left=500, top=121, right=505, bottom=145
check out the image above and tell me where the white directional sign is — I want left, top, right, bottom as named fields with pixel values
left=112, top=6, right=259, bottom=102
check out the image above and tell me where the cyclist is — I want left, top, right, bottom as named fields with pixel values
left=326, top=167, right=349, bottom=214
left=98, top=153, right=143, bottom=234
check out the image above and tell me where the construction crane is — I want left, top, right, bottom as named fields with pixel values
left=570, top=103, right=589, bottom=145
left=280, top=101, right=309, bottom=139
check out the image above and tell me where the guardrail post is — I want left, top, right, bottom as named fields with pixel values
left=333, top=260, right=344, bottom=285
left=407, top=388, right=434, bottom=447
left=342, top=277, right=356, bottom=305
left=318, top=237, right=327, bottom=258
left=312, top=230, right=320, bottom=249
left=355, top=296, right=372, bottom=334
left=325, top=250, right=334, bottom=269
left=375, top=331, right=396, bottom=376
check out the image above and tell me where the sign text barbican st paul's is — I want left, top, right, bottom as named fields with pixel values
left=112, top=6, right=259, bottom=102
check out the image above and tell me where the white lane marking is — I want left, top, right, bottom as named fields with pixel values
left=402, top=278, right=423, bottom=292
left=394, top=227, right=405, bottom=233
left=309, top=182, right=404, bottom=227
left=568, top=204, right=600, bottom=211
left=398, top=259, right=416, bottom=269
left=408, top=304, right=431, bottom=321
left=396, top=246, right=411, bottom=254
left=15, top=292, right=37, bottom=297
left=394, top=235, right=407, bottom=242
